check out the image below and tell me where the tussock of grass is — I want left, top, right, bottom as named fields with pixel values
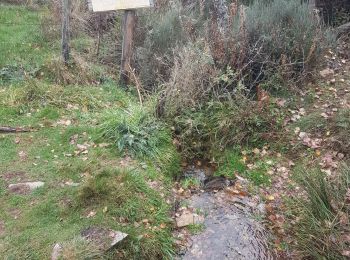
left=215, top=150, right=246, bottom=178
left=40, top=54, right=106, bottom=85
left=100, top=104, right=172, bottom=158
left=292, top=165, right=350, bottom=259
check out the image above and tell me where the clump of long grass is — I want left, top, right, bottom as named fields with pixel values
left=330, top=109, right=350, bottom=154
left=100, top=104, right=173, bottom=158
left=293, top=165, right=350, bottom=259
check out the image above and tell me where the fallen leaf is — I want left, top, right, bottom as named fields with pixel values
left=87, top=211, right=96, bottom=218
left=266, top=195, right=275, bottom=201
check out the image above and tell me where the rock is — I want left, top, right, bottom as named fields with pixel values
left=81, top=227, right=128, bottom=251
left=204, top=176, right=234, bottom=191
left=176, top=211, right=194, bottom=228
left=8, top=181, right=45, bottom=194
left=256, top=203, right=266, bottom=216
left=51, top=243, right=62, bottom=260
left=176, top=210, right=204, bottom=228
left=319, top=68, right=334, bottom=78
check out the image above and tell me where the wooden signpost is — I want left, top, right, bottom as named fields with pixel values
left=89, top=0, right=153, bottom=85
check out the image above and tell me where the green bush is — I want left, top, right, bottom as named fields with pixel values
left=136, top=4, right=186, bottom=87
left=171, top=96, right=282, bottom=158
left=241, top=0, right=331, bottom=83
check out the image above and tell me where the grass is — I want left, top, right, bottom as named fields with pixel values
left=0, top=4, right=53, bottom=75
left=0, top=4, right=180, bottom=259
left=215, top=150, right=271, bottom=186
left=0, top=94, right=179, bottom=259
left=292, top=165, right=350, bottom=259
left=187, top=224, right=205, bottom=235
left=180, top=177, right=201, bottom=190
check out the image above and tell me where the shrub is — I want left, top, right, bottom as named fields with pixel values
left=136, top=3, right=186, bottom=87
left=243, top=0, right=329, bottom=78
left=142, top=0, right=333, bottom=158
left=138, top=0, right=333, bottom=90
left=171, top=95, right=282, bottom=158
left=161, top=40, right=218, bottom=117
left=293, top=165, right=350, bottom=259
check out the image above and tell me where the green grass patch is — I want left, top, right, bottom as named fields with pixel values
left=291, top=164, right=350, bottom=259
left=0, top=82, right=180, bottom=259
left=187, top=224, right=205, bottom=235
left=215, top=150, right=246, bottom=178
left=215, top=150, right=270, bottom=186
left=0, top=4, right=53, bottom=74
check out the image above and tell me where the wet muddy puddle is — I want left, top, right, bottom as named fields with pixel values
left=175, top=165, right=274, bottom=260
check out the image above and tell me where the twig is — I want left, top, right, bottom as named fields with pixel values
left=0, top=127, right=31, bottom=133
left=128, top=64, right=143, bottom=106
left=96, top=13, right=102, bottom=57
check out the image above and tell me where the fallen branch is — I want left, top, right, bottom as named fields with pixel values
left=0, top=126, right=30, bottom=133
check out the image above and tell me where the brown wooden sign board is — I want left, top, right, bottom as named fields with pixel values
left=89, top=0, right=153, bottom=12
left=88, top=0, right=153, bottom=87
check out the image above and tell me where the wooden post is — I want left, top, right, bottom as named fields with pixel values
left=120, top=10, right=136, bottom=86
left=62, top=0, right=70, bottom=64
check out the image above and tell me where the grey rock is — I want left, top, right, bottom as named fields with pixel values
left=81, top=227, right=128, bottom=251
left=8, top=181, right=44, bottom=194
left=51, top=243, right=62, bottom=260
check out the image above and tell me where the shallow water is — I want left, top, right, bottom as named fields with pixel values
left=179, top=167, right=274, bottom=260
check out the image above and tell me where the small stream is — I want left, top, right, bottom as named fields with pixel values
left=177, top=165, right=274, bottom=260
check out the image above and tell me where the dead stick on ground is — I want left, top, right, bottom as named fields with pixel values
left=0, top=127, right=31, bottom=133
left=128, top=64, right=143, bottom=106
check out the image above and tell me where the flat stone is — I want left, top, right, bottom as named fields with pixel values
left=8, top=181, right=45, bottom=194
left=176, top=211, right=195, bottom=228
left=81, top=227, right=128, bottom=251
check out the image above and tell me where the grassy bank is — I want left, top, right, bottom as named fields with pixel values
left=0, top=4, right=180, bottom=259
